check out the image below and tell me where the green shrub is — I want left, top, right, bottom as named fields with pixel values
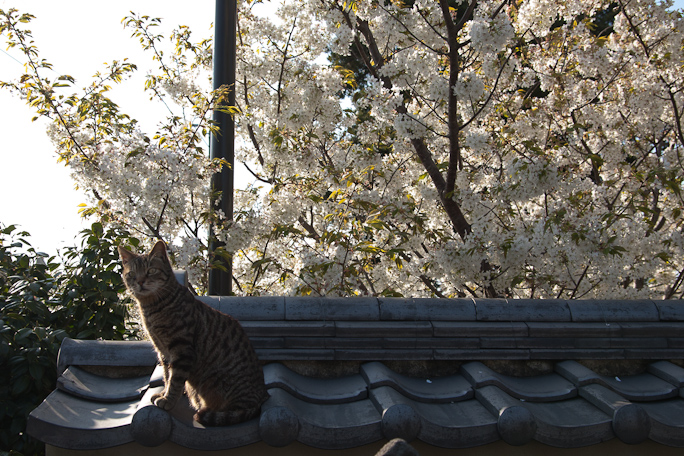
left=0, top=222, right=139, bottom=456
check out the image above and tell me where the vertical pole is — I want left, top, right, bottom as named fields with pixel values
left=209, top=0, right=236, bottom=295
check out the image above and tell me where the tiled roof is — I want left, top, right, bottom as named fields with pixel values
left=194, top=296, right=684, bottom=361
left=28, top=338, right=684, bottom=450
left=26, top=276, right=684, bottom=452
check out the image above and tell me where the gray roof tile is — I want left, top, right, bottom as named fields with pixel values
left=197, top=296, right=286, bottom=320
left=625, top=348, right=684, bottom=359
left=57, top=366, right=151, bottom=402
left=379, top=298, right=475, bottom=321
left=360, top=361, right=473, bottom=403
left=266, top=388, right=382, bottom=450
left=475, top=384, right=521, bottom=416
left=568, top=299, right=659, bottom=322
left=480, top=336, right=576, bottom=349
left=555, top=360, right=598, bottom=385
left=56, top=338, right=156, bottom=375
left=654, top=300, right=684, bottom=321
left=597, top=373, right=678, bottom=401
left=460, top=362, right=577, bottom=402
left=667, top=338, right=684, bottom=348
left=27, top=296, right=684, bottom=451
left=474, top=386, right=538, bottom=445
left=27, top=390, right=138, bottom=450
left=264, top=363, right=367, bottom=404
left=434, top=348, right=531, bottom=360
left=639, top=399, right=684, bottom=446
left=574, top=337, right=669, bottom=349
left=149, top=365, right=164, bottom=387
left=131, top=387, right=173, bottom=447
left=526, top=322, right=620, bottom=337
left=241, top=320, right=335, bottom=337
left=98, top=297, right=684, bottom=361
left=285, top=296, right=380, bottom=321
left=577, top=383, right=653, bottom=444
left=476, top=299, right=571, bottom=321
left=432, top=321, right=528, bottom=337
left=282, top=336, right=383, bottom=349
left=335, top=321, right=433, bottom=338
left=620, top=322, right=684, bottom=337
left=251, top=336, right=286, bottom=349
left=557, top=360, right=678, bottom=401
left=648, top=361, right=684, bottom=387
left=173, top=270, right=187, bottom=288
left=530, top=349, right=626, bottom=359
left=258, top=405, right=300, bottom=447
left=370, top=386, right=499, bottom=448
left=133, top=386, right=263, bottom=450
left=521, top=398, right=613, bottom=447
left=168, top=407, right=261, bottom=450
left=28, top=346, right=684, bottom=451
left=255, top=348, right=335, bottom=361
left=378, top=403, right=421, bottom=442
left=383, top=337, right=480, bottom=350
left=333, top=348, right=435, bottom=361
left=496, top=405, right=538, bottom=446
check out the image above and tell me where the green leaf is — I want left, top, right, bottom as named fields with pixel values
left=28, top=362, right=43, bottom=381
left=11, top=375, right=30, bottom=396
left=14, top=328, right=33, bottom=342
left=76, top=329, right=94, bottom=339
left=366, top=220, right=385, bottom=230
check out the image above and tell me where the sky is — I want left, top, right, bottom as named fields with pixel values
left=1, top=0, right=684, bottom=257
left=0, top=0, right=223, bottom=256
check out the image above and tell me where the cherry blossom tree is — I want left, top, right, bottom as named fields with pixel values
left=2, top=0, right=683, bottom=299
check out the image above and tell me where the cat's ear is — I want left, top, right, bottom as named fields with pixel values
left=150, top=240, right=168, bottom=259
left=118, top=246, right=136, bottom=265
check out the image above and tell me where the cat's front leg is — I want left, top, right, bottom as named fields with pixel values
left=152, top=349, right=195, bottom=411
left=156, top=354, right=170, bottom=385
left=151, top=356, right=172, bottom=405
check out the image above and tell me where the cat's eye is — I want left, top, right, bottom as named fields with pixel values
left=148, top=268, right=159, bottom=275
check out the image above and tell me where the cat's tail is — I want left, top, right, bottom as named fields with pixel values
left=195, top=405, right=262, bottom=427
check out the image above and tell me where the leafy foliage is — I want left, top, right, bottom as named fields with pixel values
left=0, top=223, right=138, bottom=456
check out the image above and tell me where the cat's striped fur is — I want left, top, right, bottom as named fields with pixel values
left=118, top=241, right=268, bottom=426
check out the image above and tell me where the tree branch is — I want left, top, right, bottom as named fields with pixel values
left=298, top=215, right=321, bottom=241
left=420, top=274, right=447, bottom=298
left=340, top=4, right=472, bottom=240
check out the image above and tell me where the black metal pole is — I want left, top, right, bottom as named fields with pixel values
left=209, top=0, right=236, bottom=295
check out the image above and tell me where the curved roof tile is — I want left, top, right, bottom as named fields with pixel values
left=639, top=399, right=684, bottom=447
left=264, top=363, right=367, bottom=404
left=557, top=360, right=678, bottom=401
left=461, top=362, right=577, bottom=402
left=361, top=361, right=473, bottom=403
left=371, top=386, right=499, bottom=448
left=57, top=366, right=151, bottom=402
left=266, top=388, right=382, bottom=450
left=26, top=295, right=684, bottom=452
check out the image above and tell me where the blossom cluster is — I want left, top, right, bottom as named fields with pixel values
left=3, top=0, right=684, bottom=298
left=222, top=0, right=684, bottom=298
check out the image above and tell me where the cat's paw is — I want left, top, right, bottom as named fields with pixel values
left=152, top=394, right=173, bottom=410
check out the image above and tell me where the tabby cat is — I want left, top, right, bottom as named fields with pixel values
left=118, top=241, right=269, bottom=426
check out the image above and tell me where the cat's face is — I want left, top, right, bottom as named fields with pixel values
left=118, top=241, right=171, bottom=299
